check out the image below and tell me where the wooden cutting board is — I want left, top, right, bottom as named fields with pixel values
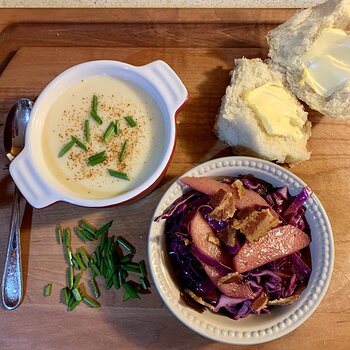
left=0, top=8, right=349, bottom=350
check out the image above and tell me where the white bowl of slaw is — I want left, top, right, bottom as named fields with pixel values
left=148, top=156, right=334, bottom=345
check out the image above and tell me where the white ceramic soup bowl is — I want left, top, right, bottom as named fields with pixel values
left=148, top=156, right=334, bottom=345
left=10, top=60, right=187, bottom=208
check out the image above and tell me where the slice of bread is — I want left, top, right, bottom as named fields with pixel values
left=215, top=58, right=311, bottom=165
left=267, top=0, right=350, bottom=120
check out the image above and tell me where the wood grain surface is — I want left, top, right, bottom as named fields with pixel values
left=0, top=8, right=349, bottom=350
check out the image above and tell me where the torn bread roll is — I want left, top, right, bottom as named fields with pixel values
left=268, top=0, right=350, bottom=119
left=215, top=58, right=311, bottom=165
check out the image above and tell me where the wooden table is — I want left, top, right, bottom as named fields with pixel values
left=0, top=8, right=349, bottom=350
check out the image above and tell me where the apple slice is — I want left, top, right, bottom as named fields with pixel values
left=233, top=224, right=311, bottom=273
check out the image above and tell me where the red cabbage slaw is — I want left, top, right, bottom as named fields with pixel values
left=155, top=175, right=312, bottom=320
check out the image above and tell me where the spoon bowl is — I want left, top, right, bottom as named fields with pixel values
left=2, top=98, right=33, bottom=310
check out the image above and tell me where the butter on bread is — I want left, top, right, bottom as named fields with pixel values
left=267, top=0, right=350, bottom=120
left=215, top=58, right=311, bottom=165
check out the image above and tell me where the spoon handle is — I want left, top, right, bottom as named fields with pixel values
left=1, top=185, right=22, bottom=310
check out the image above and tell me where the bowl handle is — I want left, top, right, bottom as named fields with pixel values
left=138, top=60, right=188, bottom=116
left=9, top=150, right=58, bottom=209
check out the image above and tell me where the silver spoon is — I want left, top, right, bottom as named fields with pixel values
left=2, top=98, right=33, bottom=310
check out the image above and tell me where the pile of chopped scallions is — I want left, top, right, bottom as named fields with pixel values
left=58, top=94, right=137, bottom=181
left=51, top=219, right=150, bottom=311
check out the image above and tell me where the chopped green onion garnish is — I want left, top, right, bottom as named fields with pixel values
left=83, top=295, right=101, bottom=308
left=140, top=277, right=148, bottom=290
left=117, top=236, right=136, bottom=254
left=73, top=272, right=82, bottom=289
left=95, top=220, right=113, bottom=238
left=64, top=247, right=73, bottom=266
left=79, top=219, right=96, bottom=236
left=78, top=247, right=90, bottom=267
left=62, top=287, right=70, bottom=305
left=55, top=224, right=62, bottom=244
left=120, top=255, right=131, bottom=264
left=90, top=109, right=103, bottom=125
left=68, top=299, right=81, bottom=311
left=114, top=120, right=120, bottom=135
left=43, top=283, right=52, bottom=297
left=63, top=228, right=71, bottom=248
left=118, top=140, right=128, bottom=163
left=72, top=287, right=82, bottom=302
left=89, top=278, right=101, bottom=299
left=124, top=116, right=137, bottom=128
left=73, top=253, right=86, bottom=271
left=90, top=263, right=101, bottom=276
left=88, top=151, right=106, bottom=166
left=122, top=282, right=140, bottom=299
left=139, top=260, right=147, bottom=278
left=73, top=226, right=89, bottom=242
left=108, top=169, right=130, bottom=181
left=58, top=139, right=75, bottom=158
left=71, top=255, right=80, bottom=270
left=92, top=95, right=98, bottom=113
left=103, top=122, right=115, bottom=143
left=71, top=136, right=87, bottom=152
left=125, top=262, right=140, bottom=273
left=113, top=274, right=120, bottom=290
left=67, top=266, right=74, bottom=289
left=84, top=119, right=90, bottom=143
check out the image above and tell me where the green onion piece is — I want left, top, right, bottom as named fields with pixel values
left=103, top=122, right=115, bottom=143
left=120, top=255, right=131, bottom=264
left=123, top=292, right=131, bottom=302
left=117, top=236, right=136, bottom=254
left=71, top=136, right=87, bottom=152
left=58, top=139, right=75, bottom=158
left=139, top=260, right=147, bottom=278
left=140, top=277, right=148, bottom=290
left=124, top=116, right=137, bottom=128
left=64, top=247, right=73, bottom=266
left=100, top=235, right=107, bottom=251
left=55, top=224, right=62, bottom=244
left=118, top=140, right=128, bottom=163
left=72, top=287, right=82, bottom=302
left=63, top=228, right=71, bottom=248
left=105, top=277, right=113, bottom=289
left=43, top=283, right=52, bottom=297
left=92, top=94, right=98, bottom=112
left=106, top=254, right=115, bottom=270
left=89, top=278, right=101, bottom=299
left=79, top=219, right=96, bottom=236
left=114, top=120, right=120, bottom=135
left=71, top=255, right=80, bottom=270
left=96, top=248, right=102, bottom=267
left=106, top=236, right=114, bottom=254
left=62, top=287, right=70, bottom=305
left=67, top=266, right=74, bottom=289
left=90, top=109, right=102, bottom=125
left=118, top=269, right=126, bottom=286
left=73, top=272, right=82, bottom=289
left=83, top=295, right=101, bottom=308
left=95, top=220, right=113, bottom=238
left=73, top=253, right=86, bottom=270
left=78, top=247, right=90, bottom=267
left=90, top=263, right=101, bottom=276
left=84, top=119, right=90, bottom=143
left=88, top=151, right=106, bottom=166
left=73, top=226, right=89, bottom=242
left=125, top=262, right=140, bottom=273
left=122, top=282, right=140, bottom=299
left=68, top=299, right=81, bottom=311
left=108, top=169, right=130, bottom=181
left=113, top=273, right=120, bottom=290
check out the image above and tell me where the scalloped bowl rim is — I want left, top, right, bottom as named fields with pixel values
left=148, top=156, right=334, bottom=345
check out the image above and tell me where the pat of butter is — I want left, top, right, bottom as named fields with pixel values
left=244, top=81, right=304, bottom=140
left=300, top=28, right=350, bottom=97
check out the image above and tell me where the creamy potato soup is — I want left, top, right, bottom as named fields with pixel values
left=42, top=75, right=164, bottom=199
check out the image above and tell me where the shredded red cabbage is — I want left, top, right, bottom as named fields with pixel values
left=157, top=174, right=312, bottom=319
